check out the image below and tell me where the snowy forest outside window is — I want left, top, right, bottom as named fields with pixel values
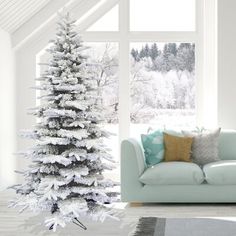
left=84, top=42, right=119, bottom=180
left=130, top=42, right=195, bottom=135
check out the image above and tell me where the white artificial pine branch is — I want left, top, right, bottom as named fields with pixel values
left=36, top=154, right=72, bottom=166
left=10, top=13, right=118, bottom=231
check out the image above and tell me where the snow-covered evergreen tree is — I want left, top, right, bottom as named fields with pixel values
left=10, top=13, right=118, bottom=231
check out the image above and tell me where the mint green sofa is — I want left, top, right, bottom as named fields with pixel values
left=121, top=130, right=236, bottom=203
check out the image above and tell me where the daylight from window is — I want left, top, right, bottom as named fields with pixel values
left=84, top=42, right=119, bottom=180
left=83, top=42, right=196, bottom=141
left=86, top=5, right=118, bottom=31
left=130, top=0, right=195, bottom=31
left=130, top=42, right=196, bottom=136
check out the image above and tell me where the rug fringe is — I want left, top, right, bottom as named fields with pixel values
left=133, top=217, right=157, bottom=236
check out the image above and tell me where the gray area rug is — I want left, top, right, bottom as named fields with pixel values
left=133, top=217, right=236, bottom=236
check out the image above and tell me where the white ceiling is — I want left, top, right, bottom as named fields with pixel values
left=0, top=0, right=118, bottom=49
left=0, top=0, right=51, bottom=33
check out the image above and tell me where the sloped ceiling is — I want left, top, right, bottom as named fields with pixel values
left=0, top=0, right=118, bottom=49
left=0, top=0, right=51, bottom=33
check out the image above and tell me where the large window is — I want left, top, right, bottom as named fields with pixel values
left=84, top=42, right=119, bottom=180
left=85, top=43, right=119, bottom=123
left=130, top=42, right=196, bottom=136
left=80, top=0, right=202, bottom=174
left=84, top=42, right=119, bottom=158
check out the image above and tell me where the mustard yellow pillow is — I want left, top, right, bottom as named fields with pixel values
left=163, top=132, right=193, bottom=162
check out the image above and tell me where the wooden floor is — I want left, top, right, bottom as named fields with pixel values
left=2, top=191, right=236, bottom=236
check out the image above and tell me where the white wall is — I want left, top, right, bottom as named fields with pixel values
left=201, top=0, right=218, bottom=128
left=218, top=0, right=236, bottom=129
left=15, top=45, right=37, bottom=181
left=0, top=28, right=16, bottom=189
left=13, top=20, right=57, bottom=184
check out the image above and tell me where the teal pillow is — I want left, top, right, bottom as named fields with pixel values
left=141, top=130, right=164, bottom=166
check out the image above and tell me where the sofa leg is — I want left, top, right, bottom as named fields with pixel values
left=130, top=202, right=143, bottom=207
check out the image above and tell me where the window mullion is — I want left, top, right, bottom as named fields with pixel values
left=118, top=0, right=130, bottom=142
left=195, top=0, right=204, bottom=126
left=128, top=31, right=197, bottom=42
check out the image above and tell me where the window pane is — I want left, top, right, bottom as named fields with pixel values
left=130, top=42, right=195, bottom=136
left=86, top=5, right=119, bottom=31
left=84, top=42, right=119, bottom=180
left=130, top=0, right=195, bottom=31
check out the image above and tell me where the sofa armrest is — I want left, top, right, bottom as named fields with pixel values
left=120, top=138, right=146, bottom=201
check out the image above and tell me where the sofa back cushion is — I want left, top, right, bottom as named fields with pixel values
left=163, top=132, right=193, bottom=162
left=141, top=130, right=164, bottom=166
left=219, top=130, right=236, bottom=160
left=183, top=128, right=221, bottom=166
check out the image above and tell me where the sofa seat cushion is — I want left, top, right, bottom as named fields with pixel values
left=139, top=162, right=204, bottom=185
left=203, top=160, right=236, bottom=185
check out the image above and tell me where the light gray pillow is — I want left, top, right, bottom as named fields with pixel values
left=182, top=128, right=221, bottom=166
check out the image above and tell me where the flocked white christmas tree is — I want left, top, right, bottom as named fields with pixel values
left=10, top=13, right=118, bottom=231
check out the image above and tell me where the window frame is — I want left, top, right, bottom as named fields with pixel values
left=78, top=0, right=204, bottom=142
